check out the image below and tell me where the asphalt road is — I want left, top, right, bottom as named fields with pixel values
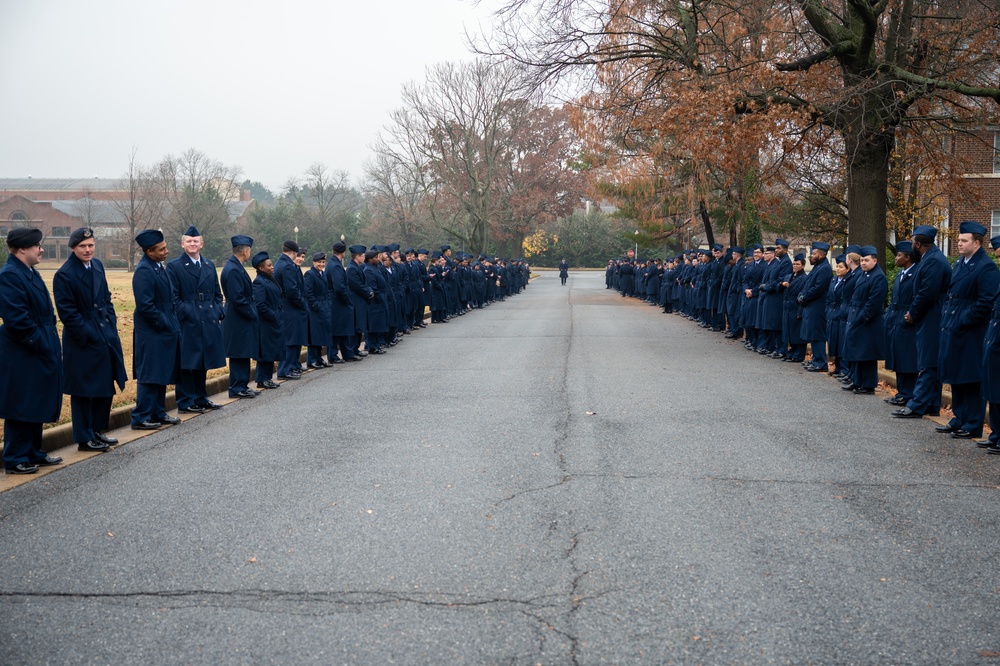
left=2, top=270, right=1000, bottom=665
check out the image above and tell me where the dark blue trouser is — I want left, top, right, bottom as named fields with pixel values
left=988, top=403, right=1000, bottom=444
left=856, top=360, right=878, bottom=389
left=133, top=383, right=166, bottom=424
left=3, top=419, right=46, bottom=467
left=71, top=395, right=113, bottom=444
left=809, top=340, right=827, bottom=368
left=229, top=358, right=251, bottom=395
left=895, top=372, right=917, bottom=402
left=307, top=346, right=325, bottom=365
left=279, top=346, right=301, bottom=376
left=906, top=366, right=943, bottom=415
left=176, top=369, right=207, bottom=409
left=331, top=336, right=354, bottom=360
left=255, top=361, right=275, bottom=384
left=949, top=382, right=985, bottom=436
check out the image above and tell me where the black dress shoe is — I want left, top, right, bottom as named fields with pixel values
left=131, top=420, right=162, bottom=430
left=853, top=387, right=875, bottom=395
left=892, top=407, right=923, bottom=418
left=231, top=389, right=258, bottom=399
left=78, top=440, right=109, bottom=452
left=370, top=348, right=387, bottom=354
left=276, top=374, right=300, bottom=380
left=783, top=357, right=798, bottom=362
left=330, top=358, right=345, bottom=364
left=197, top=400, right=223, bottom=410
left=986, top=445, right=1000, bottom=455
left=5, top=462, right=38, bottom=474
left=308, top=362, right=324, bottom=370
left=257, top=380, right=281, bottom=389
left=842, top=383, right=859, bottom=391
left=345, top=356, right=363, bottom=362
left=951, top=429, right=974, bottom=439
left=35, top=455, right=63, bottom=466
left=94, top=432, right=119, bottom=445
left=178, top=405, right=208, bottom=414
left=156, top=415, right=181, bottom=426
left=805, top=365, right=824, bottom=372
left=977, top=440, right=993, bottom=448
left=935, top=424, right=957, bottom=433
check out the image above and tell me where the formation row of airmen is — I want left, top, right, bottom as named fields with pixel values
left=608, top=220, right=1000, bottom=452
left=0, top=226, right=529, bottom=474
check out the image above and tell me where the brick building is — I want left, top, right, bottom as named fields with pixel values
left=0, top=178, right=255, bottom=263
left=950, top=129, right=1000, bottom=240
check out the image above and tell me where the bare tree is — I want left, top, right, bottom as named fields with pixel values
left=110, top=148, right=169, bottom=271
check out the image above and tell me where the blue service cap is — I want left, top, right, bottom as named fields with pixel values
left=388, top=243, right=400, bottom=252
left=698, top=248, right=711, bottom=256
left=135, top=229, right=163, bottom=249
left=731, top=246, right=745, bottom=255
left=859, top=245, right=878, bottom=257
left=959, top=220, right=988, bottom=236
left=750, top=243, right=763, bottom=251
left=312, top=252, right=326, bottom=262
left=912, top=225, right=937, bottom=239
left=440, top=244, right=451, bottom=252
left=431, top=250, right=442, bottom=259
left=231, top=234, right=253, bottom=248
left=811, top=241, right=830, bottom=251
left=7, top=227, right=43, bottom=249
left=416, top=248, right=429, bottom=255
left=183, top=225, right=200, bottom=237
left=834, top=254, right=846, bottom=264
left=251, top=251, right=269, bottom=268
left=793, top=253, right=806, bottom=262
left=711, top=243, right=723, bottom=251
left=348, top=244, right=367, bottom=254
left=991, top=236, right=1000, bottom=251
left=283, top=239, right=299, bottom=253
left=68, top=227, right=94, bottom=248
left=403, top=247, right=415, bottom=255
left=846, top=244, right=861, bottom=254
left=896, top=240, right=914, bottom=254
left=775, top=238, right=789, bottom=247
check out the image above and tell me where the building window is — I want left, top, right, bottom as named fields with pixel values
left=51, top=226, right=71, bottom=236
left=993, top=210, right=1000, bottom=238
left=995, top=133, right=1000, bottom=174
left=0, top=226, right=7, bottom=236
left=9, top=211, right=27, bottom=222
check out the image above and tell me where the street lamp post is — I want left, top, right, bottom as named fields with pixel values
left=634, top=230, right=639, bottom=261
left=294, top=226, right=299, bottom=245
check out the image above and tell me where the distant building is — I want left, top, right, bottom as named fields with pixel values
left=0, top=178, right=255, bottom=263
left=949, top=128, right=1000, bottom=247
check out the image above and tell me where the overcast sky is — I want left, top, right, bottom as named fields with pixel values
left=0, top=0, right=499, bottom=192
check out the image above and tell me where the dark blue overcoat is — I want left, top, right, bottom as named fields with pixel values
left=981, top=293, right=1000, bottom=402
left=274, top=254, right=309, bottom=346
left=0, top=255, right=63, bottom=423
left=132, top=255, right=180, bottom=385
left=326, top=260, right=356, bottom=338
left=884, top=266, right=917, bottom=373
left=758, top=258, right=788, bottom=331
left=825, top=275, right=844, bottom=357
left=166, top=254, right=226, bottom=370
left=844, top=265, right=888, bottom=362
left=798, top=259, right=832, bottom=341
left=939, top=248, right=1000, bottom=385
left=304, top=267, right=332, bottom=346
left=53, top=255, right=126, bottom=397
left=364, top=263, right=389, bottom=333
left=346, top=259, right=371, bottom=333
left=220, top=254, right=259, bottom=359
left=907, top=244, right=951, bottom=370
left=837, top=268, right=860, bottom=358
left=252, top=272, right=284, bottom=363
left=782, top=270, right=806, bottom=344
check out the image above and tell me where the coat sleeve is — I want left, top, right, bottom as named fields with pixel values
left=253, top=280, right=279, bottom=324
left=304, top=271, right=322, bottom=312
left=959, top=266, right=1000, bottom=330
left=859, top=275, right=888, bottom=324
left=907, top=256, right=949, bottom=323
left=53, top=270, right=98, bottom=345
left=0, top=270, right=43, bottom=348
left=133, top=269, right=173, bottom=334
left=225, top=270, right=257, bottom=321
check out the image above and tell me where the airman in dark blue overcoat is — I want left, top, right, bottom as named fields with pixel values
left=327, top=242, right=358, bottom=362
left=130, top=230, right=181, bottom=430
left=936, top=221, right=999, bottom=438
left=274, top=240, right=309, bottom=378
left=843, top=246, right=888, bottom=394
left=251, top=252, right=284, bottom=387
left=166, top=226, right=226, bottom=413
left=305, top=252, right=332, bottom=368
left=53, top=227, right=127, bottom=452
left=798, top=242, right=833, bottom=371
left=885, top=242, right=919, bottom=410
left=0, top=228, right=64, bottom=473
left=221, top=236, right=259, bottom=399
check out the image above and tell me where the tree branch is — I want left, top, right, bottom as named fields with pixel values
left=775, top=41, right=853, bottom=71
left=882, top=65, right=1000, bottom=103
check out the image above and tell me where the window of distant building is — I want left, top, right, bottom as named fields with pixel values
left=0, top=226, right=7, bottom=236
left=995, top=132, right=1000, bottom=174
left=993, top=210, right=1000, bottom=238
left=51, top=226, right=71, bottom=236
left=9, top=211, right=27, bottom=222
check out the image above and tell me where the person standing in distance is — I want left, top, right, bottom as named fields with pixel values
left=274, top=240, right=309, bottom=379
left=221, top=235, right=260, bottom=399
left=130, top=230, right=182, bottom=430
left=166, top=225, right=226, bottom=414
left=304, top=251, right=332, bottom=368
left=53, top=227, right=127, bottom=453
left=0, top=228, right=64, bottom=474
left=252, top=252, right=285, bottom=387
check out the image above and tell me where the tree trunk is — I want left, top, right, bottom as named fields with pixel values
left=698, top=200, right=715, bottom=247
left=844, top=125, right=893, bottom=265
